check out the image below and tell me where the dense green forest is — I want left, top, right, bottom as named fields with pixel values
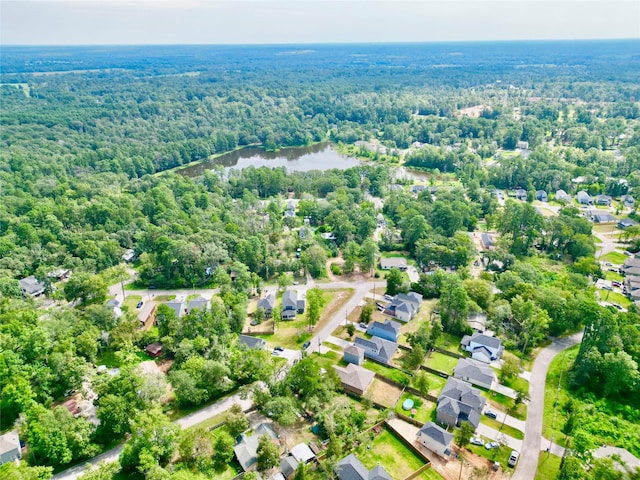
left=1, top=41, right=640, bottom=479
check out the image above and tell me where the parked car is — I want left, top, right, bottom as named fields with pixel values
left=302, top=341, right=311, bottom=349
left=508, top=450, right=520, bottom=467
left=384, top=294, right=393, bottom=301
left=485, top=410, right=498, bottom=419
left=612, top=280, right=622, bottom=288
left=611, top=303, right=624, bottom=310
left=485, top=441, right=500, bottom=450
left=136, top=301, right=144, bottom=308
left=470, top=437, right=484, bottom=446
left=359, top=322, right=368, bottom=329
left=274, top=346, right=284, bottom=352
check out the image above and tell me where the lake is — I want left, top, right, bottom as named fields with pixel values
left=177, top=142, right=363, bottom=177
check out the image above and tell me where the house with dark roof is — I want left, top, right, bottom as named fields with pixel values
left=411, top=185, right=428, bottom=195
left=344, top=344, right=365, bottom=366
left=480, top=233, right=495, bottom=250
left=417, top=422, right=453, bottom=458
left=367, top=320, right=401, bottom=342
left=624, top=267, right=640, bottom=278
left=282, top=290, right=304, bottom=320
left=164, top=300, right=186, bottom=318
left=618, top=218, right=638, bottom=229
left=19, top=276, right=45, bottom=297
left=514, top=189, right=527, bottom=201
left=187, top=296, right=209, bottom=313
left=576, top=190, right=592, bottom=205
left=257, top=293, right=276, bottom=318
left=333, top=363, right=375, bottom=396
left=0, top=431, right=22, bottom=465
left=234, top=423, right=279, bottom=472
left=379, top=257, right=408, bottom=270
left=280, top=455, right=299, bottom=480
left=334, top=454, right=392, bottom=480
left=460, top=332, right=503, bottom=363
left=623, top=257, right=640, bottom=270
left=436, top=377, right=485, bottom=430
left=535, top=190, right=548, bottom=202
left=239, top=334, right=267, bottom=350
left=622, top=195, right=635, bottom=208
left=145, top=343, right=163, bottom=358
left=386, top=292, right=423, bottom=322
left=354, top=336, right=398, bottom=365
left=595, top=194, right=612, bottom=206
left=589, top=211, right=617, bottom=223
left=453, top=358, right=496, bottom=390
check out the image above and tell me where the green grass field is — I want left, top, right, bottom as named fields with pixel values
left=465, top=441, right=515, bottom=470
left=357, top=428, right=430, bottom=479
left=479, top=416, right=524, bottom=440
left=604, top=270, right=624, bottom=282
left=423, top=351, right=459, bottom=374
left=535, top=453, right=562, bottom=480
left=394, top=393, right=436, bottom=423
left=600, top=251, right=627, bottom=264
left=363, top=360, right=411, bottom=385
left=413, top=371, right=447, bottom=397
left=121, top=295, right=142, bottom=311
left=543, top=345, right=577, bottom=447
left=599, top=289, right=632, bottom=308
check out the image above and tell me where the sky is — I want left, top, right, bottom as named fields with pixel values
left=1, top=0, right=639, bottom=46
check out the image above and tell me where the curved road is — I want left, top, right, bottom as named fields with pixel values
left=512, top=331, right=583, bottom=480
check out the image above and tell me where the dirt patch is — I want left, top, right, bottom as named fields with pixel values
left=365, top=378, right=403, bottom=408
left=315, top=289, right=354, bottom=331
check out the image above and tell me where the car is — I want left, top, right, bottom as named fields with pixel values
left=272, top=350, right=280, bottom=356
left=612, top=280, right=622, bottom=288
left=274, top=346, right=284, bottom=352
left=485, top=441, right=500, bottom=450
left=605, top=262, right=613, bottom=266
left=611, top=303, right=624, bottom=310
left=485, top=410, right=498, bottom=419
left=302, top=341, right=311, bottom=349
left=136, top=301, right=144, bottom=308
left=359, top=322, right=368, bottom=329
left=384, top=294, right=393, bottom=301
left=508, top=450, right=520, bottom=467
left=470, top=437, right=484, bottom=446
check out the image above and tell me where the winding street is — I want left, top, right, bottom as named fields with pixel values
left=511, top=331, right=584, bottom=480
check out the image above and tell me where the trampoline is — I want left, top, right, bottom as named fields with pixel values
left=402, top=398, right=414, bottom=411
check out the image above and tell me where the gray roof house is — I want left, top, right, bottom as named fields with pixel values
left=535, top=190, right=548, bottom=202
left=623, top=257, right=640, bottom=270
left=618, top=218, right=638, bottom=229
left=453, top=358, right=496, bottom=390
left=354, top=336, right=398, bottom=365
left=239, top=334, right=267, bottom=350
left=333, top=363, right=375, bottom=396
left=386, top=291, right=423, bottom=322
left=461, top=332, right=504, bottom=363
left=344, top=344, right=365, bottom=366
left=436, top=377, right=485, bottom=430
left=0, top=431, right=21, bottom=465
left=589, top=211, right=617, bottom=223
left=257, top=293, right=276, bottom=317
left=164, top=300, right=186, bottom=318
left=19, top=276, right=45, bottom=297
left=480, top=233, right=494, bottom=250
left=282, top=290, right=305, bottom=320
left=334, top=453, right=392, bottom=480
left=514, top=189, right=527, bottom=201
left=367, top=320, right=401, bottom=342
left=280, top=455, right=299, bottom=479
left=576, top=190, right=592, bottom=205
left=595, top=194, right=612, bottom=206
left=187, top=296, right=209, bottom=313
left=622, top=195, right=635, bottom=208
left=555, top=189, right=569, bottom=202
left=379, top=257, right=408, bottom=270
left=234, top=423, right=279, bottom=471
left=417, top=422, right=453, bottom=458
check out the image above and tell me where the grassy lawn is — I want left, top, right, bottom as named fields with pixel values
left=435, top=332, right=462, bottom=351
left=479, top=416, right=524, bottom=440
left=416, top=469, right=446, bottom=480
left=311, top=350, right=344, bottom=372
left=535, top=453, right=562, bottom=480
left=604, top=270, right=624, bottom=282
left=363, top=360, right=411, bottom=385
left=122, top=294, right=142, bottom=311
left=600, top=251, right=627, bottom=264
left=500, top=375, right=529, bottom=394
left=357, top=428, right=428, bottom=479
left=423, top=351, right=458, bottom=374
left=96, top=348, right=154, bottom=368
left=394, top=393, right=436, bottom=424
left=155, top=294, right=176, bottom=302
left=481, top=389, right=527, bottom=421
left=543, top=345, right=578, bottom=448
left=599, top=289, right=632, bottom=308
left=413, top=371, right=447, bottom=397
left=465, top=442, right=515, bottom=470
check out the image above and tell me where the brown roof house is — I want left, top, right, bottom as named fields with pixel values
left=333, top=364, right=375, bottom=396
left=145, top=342, right=163, bottom=358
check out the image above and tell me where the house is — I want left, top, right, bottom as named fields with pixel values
left=257, top=293, right=276, bottom=318
left=514, top=189, right=527, bottom=201
left=137, top=360, right=163, bottom=378
left=280, top=455, right=299, bottom=480
left=122, top=249, right=135, bottom=263
left=367, top=320, right=401, bottom=342
left=333, top=363, right=375, bottom=396
left=145, top=343, right=163, bottom=358
left=379, top=257, right=407, bottom=270
left=453, top=358, right=496, bottom=390
left=411, top=185, right=428, bottom=195
left=47, top=268, right=71, bottom=281
left=321, top=232, right=337, bottom=241
left=589, top=212, right=617, bottom=223
left=623, top=257, right=640, bottom=270
left=290, top=443, right=315, bottom=464
left=437, top=377, right=486, bottom=429
left=19, top=276, right=45, bottom=297
left=187, top=296, right=209, bottom=313
left=516, top=140, right=529, bottom=150
left=239, top=334, right=267, bottom=350
left=343, top=344, right=365, bottom=366
left=386, top=291, right=423, bottom=322
left=624, top=267, right=640, bottom=277
left=622, top=195, right=635, bottom=208
left=334, top=454, right=392, bottom=480
left=417, top=422, right=453, bottom=458
left=618, top=218, right=638, bottom=229
left=164, top=300, right=186, bottom=318
left=595, top=194, right=613, bottom=206
left=105, top=298, right=123, bottom=318
left=282, top=290, right=304, bottom=320
left=576, top=190, right=592, bottom=205
left=480, top=233, right=495, bottom=250
left=460, top=332, right=503, bottom=363
left=234, top=423, right=279, bottom=472
left=354, top=336, right=398, bottom=365
left=0, top=431, right=22, bottom=465
left=555, top=189, right=569, bottom=202
left=467, top=312, right=487, bottom=332
left=535, top=190, right=548, bottom=202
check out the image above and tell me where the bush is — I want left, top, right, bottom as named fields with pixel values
left=331, top=264, right=343, bottom=275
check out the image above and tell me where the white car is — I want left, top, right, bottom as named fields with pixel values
left=508, top=450, right=519, bottom=467
left=470, top=437, right=484, bottom=446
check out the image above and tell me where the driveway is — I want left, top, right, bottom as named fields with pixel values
left=52, top=390, right=252, bottom=480
left=511, top=331, right=583, bottom=480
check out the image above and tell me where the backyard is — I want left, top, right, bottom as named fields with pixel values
left=394, top=393, right=436, bottom=424
left=413, top=370, right=447, bottom=397
left=365, top=378, right=403, bottom=408
left=423, top=351, right=459, bottom=374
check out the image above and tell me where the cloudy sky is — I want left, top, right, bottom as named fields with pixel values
left=1, top=0, right=639, bottom=46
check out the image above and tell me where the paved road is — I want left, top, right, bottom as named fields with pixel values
left=512, top=331, right=583, bottom=480
left=52, top=390, right=252, bottom=480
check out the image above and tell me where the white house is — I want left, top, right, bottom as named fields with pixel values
left=417, top=422, right=453, bottom=458
left=460, top=332, right=503, bottom=363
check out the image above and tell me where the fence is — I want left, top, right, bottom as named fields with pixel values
left=403, top=463, right=434, bottom=480
left=384, top=420, right=432, bottom=464
left=433, top=346, right=464, bottom=359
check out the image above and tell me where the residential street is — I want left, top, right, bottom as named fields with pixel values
left=511, top=331, right=584, bottom=480
left=51, top=390, right=252, bottom=480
